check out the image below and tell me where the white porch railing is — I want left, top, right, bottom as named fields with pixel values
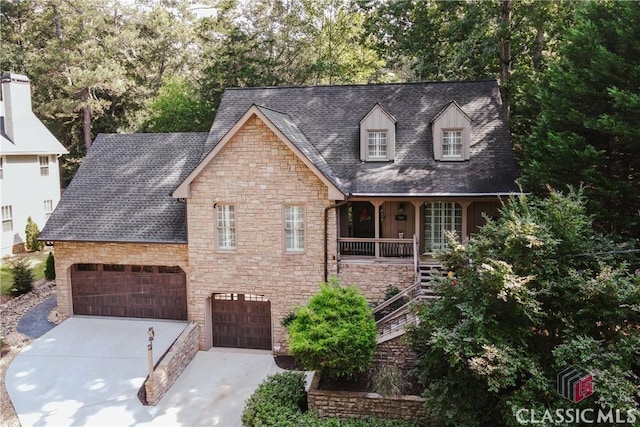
left=338, top=237, right=414, bottom=259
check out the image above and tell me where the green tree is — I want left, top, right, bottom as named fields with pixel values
left=25, top=216, right=43, bottom=252
left=44, top=252, right=56, bottom=280
left=11, top=258, right=33, bottom=297
left=520, top=0, right=640, bottom=239
left=287, top=276, right=377, bottom=379
left=408, top=190, right=640, bottom=426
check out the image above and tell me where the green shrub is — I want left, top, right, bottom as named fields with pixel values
left=242, top=372, right=421, bottom=427
left=25, top=216, right=43, bottom=252
left=287, top=276, right=377, bottom=379
left=11, top=259, right=33, bottom=297
left=372, top=364, right=408, bottom=397
left=44, top=252, right=56, bottom=280
left=242, top=371, right=307, bottom=427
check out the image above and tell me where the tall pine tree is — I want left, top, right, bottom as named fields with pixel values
left=520, top=0, right=640, bottom=238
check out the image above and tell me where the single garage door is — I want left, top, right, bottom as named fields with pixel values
left=71, top=263, right=187, bottom=320
left=212, top=293, right=272, bottom=350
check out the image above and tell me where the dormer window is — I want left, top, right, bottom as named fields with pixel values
left=442, top=130, right=463, bottom=158
left=432, top=101, right=472, bottom=161
left=360, top=103, right=396, bottom=162
left=368, top=131, right=387, bottom=159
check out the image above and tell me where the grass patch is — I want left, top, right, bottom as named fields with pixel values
left=0, top=251, right=49, bottom=296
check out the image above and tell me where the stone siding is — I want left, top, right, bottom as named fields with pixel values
left=53, top=242, right=189, bottom=319
left=307, top=372, right=433, bottom=424
left=186, top=114, right=338, bottom=351
left=338, top=261, right=416, bottom=304
left=373, top=334, right=419, bottom=372
left=144, top=323, right=199, bottom=405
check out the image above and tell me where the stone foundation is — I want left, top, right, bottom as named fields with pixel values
left=338, top=261, right=415, bottom=303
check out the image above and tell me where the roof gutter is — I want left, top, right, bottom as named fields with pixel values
left=324, top=197, right=350, bottom=283
left=349, top=192, right=523, bottom=198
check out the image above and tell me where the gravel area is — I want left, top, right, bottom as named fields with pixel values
left=1, top=280, right=60, bottom=427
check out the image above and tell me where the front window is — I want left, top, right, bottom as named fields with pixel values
left=216, top=204, right=236, bottom=250
left=284, top=205, right=304, bottom=252
left=423, top=202, right=462, bottom=252
left=442, top=130, right=462, bottom=157
left=2, top=205, right=13, bottom=232
left=39, top=156, right=50, bottom=176
left=368, top=131, right=387, bottom=159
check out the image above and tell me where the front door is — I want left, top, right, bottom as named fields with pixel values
left=423, top=202, right=462, bottom=253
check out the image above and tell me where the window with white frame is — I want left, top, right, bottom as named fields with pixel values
left=0, top=157, right=3, bottom=179
left=367, top=131, right=387, bottom=160
left=216, top=204, right=235, bottom=250
left=44, top=200, right=53, bottom=220
left=442, top=130, right=463, bottom=158
left=423, top=202, right=462, bottom=252
left=284, top=205, right=304, bottom=252
left=39, top=156, right=49, bottom=176
left=2, top=206, right=13, bottom=232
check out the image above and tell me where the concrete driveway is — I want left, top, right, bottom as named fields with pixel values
left=5, top=317, right=286, bottom=426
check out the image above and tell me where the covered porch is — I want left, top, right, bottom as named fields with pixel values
left=337, top=198, right=501, bottom=261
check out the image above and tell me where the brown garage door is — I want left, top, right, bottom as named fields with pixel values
left=212, top=293, right=272, bottom=350
left=71, top=264, right=187, bottom=320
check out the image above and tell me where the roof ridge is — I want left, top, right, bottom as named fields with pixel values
left=225, top=79, right=498, bottom=91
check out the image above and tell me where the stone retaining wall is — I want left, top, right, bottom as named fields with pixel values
left=307, top=372, right=433, bottom=424
left=144, top=323, right=199, bottom=405
left=373, top=334, right=418, bottom=371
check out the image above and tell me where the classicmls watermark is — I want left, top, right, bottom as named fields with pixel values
left=557, top=366, right=593, bottom=403
left=514, top=366, right=638, bottom=424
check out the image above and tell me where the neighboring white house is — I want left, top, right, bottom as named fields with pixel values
left=0, top=73, right=68, bottom=256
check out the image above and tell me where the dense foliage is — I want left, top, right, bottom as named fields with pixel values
left=24, top=216, right=43, bottom=252
left=241, top=371, right=421, bottom=427
left=44, top=252, right=56, bottom=281
left=10, top=258, right=33, bottom=297
left=520, top=0, right=640, bottom=239
left=408, top=190, right=640, bottom=426
left=287, top=277, right=377, bottom=379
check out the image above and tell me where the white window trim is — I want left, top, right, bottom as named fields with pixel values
left=442, top=129, right=463, bottom=159
left=423, top=202, right=462, bottom=253
left=39, top=155, right=50, bottom=176
left=215, top=204, right=236, bottom=251
left=366, top=130, right=388, bottom=161
left=44, top=199, right=53, bottom=220
left=2, top=205, right=13, bottom=232
left=284, top=205, right=305, bottom=253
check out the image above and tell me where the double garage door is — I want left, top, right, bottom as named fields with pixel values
left=71, top=263, right=187, bottom=320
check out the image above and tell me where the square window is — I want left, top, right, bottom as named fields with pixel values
left=39, top=156, right=50, bottom=176
left=284, top=205, right=304, bottom=252
left=216, top=205, right=236, bottom=250
left=443, top=130, right=463, bottom=157
left=1, top=205, right=13, bottom=232
left=367, top=131, right=387, bottom=159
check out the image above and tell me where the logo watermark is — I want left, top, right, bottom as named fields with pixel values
left=557, top=366, right=593, bottom=403
left=514, top=366, right=638, bottom=424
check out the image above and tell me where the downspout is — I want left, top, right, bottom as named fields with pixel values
left=324, top=197, right=350, bottom=282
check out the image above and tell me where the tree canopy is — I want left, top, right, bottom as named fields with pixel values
left=408, top=190, right=639, bottom=426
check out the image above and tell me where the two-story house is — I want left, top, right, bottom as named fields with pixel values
left=40, top=81, right=519, bottom=352
left=1, top=73, right=68, bottom=256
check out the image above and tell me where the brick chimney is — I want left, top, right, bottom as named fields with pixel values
left=1, top=73, right=33, bottom=143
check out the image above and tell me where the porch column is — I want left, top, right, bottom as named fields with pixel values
left=373, top=200, right=382, bottom=258
left=460, top=201, right=472, bottom=243
left=412, top=200, right=421, bottom=254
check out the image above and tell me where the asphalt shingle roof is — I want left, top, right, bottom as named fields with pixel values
left=206, top=80, right=519, bottom=195
left=39, top=133, right=207, bottom=243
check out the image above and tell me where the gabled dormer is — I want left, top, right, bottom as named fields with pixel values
left=431, top=101, right=472, bottom=161
left=360, top=103, right=396, bottom=162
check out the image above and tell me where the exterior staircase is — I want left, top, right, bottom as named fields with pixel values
left=373, top=262, right=446, bottom=343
